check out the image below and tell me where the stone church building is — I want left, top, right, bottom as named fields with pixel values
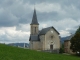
left=29, top=9, right=60, bottom=53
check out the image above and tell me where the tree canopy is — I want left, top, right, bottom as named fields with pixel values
left=70, top=26, right=80, bottom=55
left=75, top=26, right=80, bottom=34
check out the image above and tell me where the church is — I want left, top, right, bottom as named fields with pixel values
left=29, top=9, right=60, bottom=53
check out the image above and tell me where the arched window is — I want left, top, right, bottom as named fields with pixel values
left=35, top=27, right=36, bottom=33
left=51, top=36, right=53, bottom=39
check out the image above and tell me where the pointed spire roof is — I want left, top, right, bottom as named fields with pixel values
left=30, top=9, right=39, bottom=25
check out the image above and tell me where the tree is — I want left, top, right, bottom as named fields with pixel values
left=75, top=26, right=80, bottom=34
left=59, top=43, right=64, bottom=53
left=70, top=26, right=80, bottom=55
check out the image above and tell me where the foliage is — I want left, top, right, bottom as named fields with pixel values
left=75, top=26, right=80, bottom=34
left=59, top=48, right=63, bottom=53
left=0, top=44, right=80, bottom=60
left=59, top=44, right=64, bottom=53
left=70, top=26, right=80, bottom=55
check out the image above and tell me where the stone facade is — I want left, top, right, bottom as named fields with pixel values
left=30, top=25, right=39, bottom=35
left=64, top=34, right=75, bottom=54
left=29, top=28, right=60, bottom=52
left=29, top=9, right=60, bottom=53
left=43, top=28, right=60, bottom=51
left=64, top=40, right=71, bottom=53
left=30, top=41, right=41, bottom=50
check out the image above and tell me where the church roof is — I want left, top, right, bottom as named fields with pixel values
left=29, top=26, right=59, bottom=41
left=29, top=35, right=40, bottom=41
left=30, top=9, right=39, bottom=25
left=39, top=26, right=59, bottom=35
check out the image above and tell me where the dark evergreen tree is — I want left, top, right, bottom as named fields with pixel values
left=70, top=26, right=80, bottom=55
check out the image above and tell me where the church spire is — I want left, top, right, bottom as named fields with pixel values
left=30, top=9, right=39, bottom=25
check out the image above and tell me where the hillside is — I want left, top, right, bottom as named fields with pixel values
left=61, top=36, right=70, bottom=43
left=0, top=44, right=80, bottom=60
left=7, top=43, right=29, bottom=48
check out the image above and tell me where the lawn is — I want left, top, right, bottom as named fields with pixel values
left=0, top=44, right=80, bottom=60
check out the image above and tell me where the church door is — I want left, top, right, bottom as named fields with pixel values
left=50, top=45, right=53, bottom=50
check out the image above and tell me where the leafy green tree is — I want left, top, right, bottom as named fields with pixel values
left=70, top=26, right=80, bottom=55
left=59, top=44, right=64, bottom=53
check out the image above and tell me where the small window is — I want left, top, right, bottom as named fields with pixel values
left=51, top=36, right=53, bottom=39
left=35, top=27, right=36, bottom=33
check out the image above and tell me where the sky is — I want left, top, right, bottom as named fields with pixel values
left=0, top=0, right=80, bottom=44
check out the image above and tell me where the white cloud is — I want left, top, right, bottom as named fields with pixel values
left=39, top=23, right=48, bottom=29
left=39, top=18, right=80, bottom=37
left=0, top=27, right=30, bottom=43
left=16, top=24, right=30, bottom=31
left=34, top=2, right=66, bottom=14
left=53, top=18, right=80, bottom=30
left=0, top=0, right=80, bottom=43
left=59, top=30, right=70, bottom=37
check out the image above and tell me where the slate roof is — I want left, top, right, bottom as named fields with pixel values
left=30, top=9, right=39, bottom=25
left=29, top=26, right=59, bottom=41
left=39, top=26, right=60, bottom=35
left=29, top=35, right=40, bottom=41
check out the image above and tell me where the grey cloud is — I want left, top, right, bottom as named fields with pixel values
left=0, top=0, right=33, bottom=27
left=0, top=0, right=80, bottom=42
left=0, top=0, right=80, bottom=27
left=0, top=0, right=14, bottom=8
left=0, top=29, right=29, bottom=43
left=0, top=9, right=19, bottom=27
left=37, top=12, right=59, bottom=22
left=65, top=25, right=80, bottom=34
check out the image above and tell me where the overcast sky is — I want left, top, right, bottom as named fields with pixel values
left=0, top=0, right=80, bottom=43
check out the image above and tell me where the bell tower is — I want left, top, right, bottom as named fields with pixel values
left=30, top=9, right=39, bottom=35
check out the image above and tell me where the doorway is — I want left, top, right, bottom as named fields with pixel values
left=50, top=45, right=53, bottom=50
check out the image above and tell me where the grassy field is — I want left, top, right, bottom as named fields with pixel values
left=0, top=44, right=80, bottom=60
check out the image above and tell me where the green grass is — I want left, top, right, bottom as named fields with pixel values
left=0, top=44, right=80, bottom=60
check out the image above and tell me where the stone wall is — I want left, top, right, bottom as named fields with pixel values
left=30, top=25, right=39, bottom=35
left=43, top=28, right=60, bottom=51
left=29, top=41, right=41, bottom=50
left=64, top=40, right=74, bottom=54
